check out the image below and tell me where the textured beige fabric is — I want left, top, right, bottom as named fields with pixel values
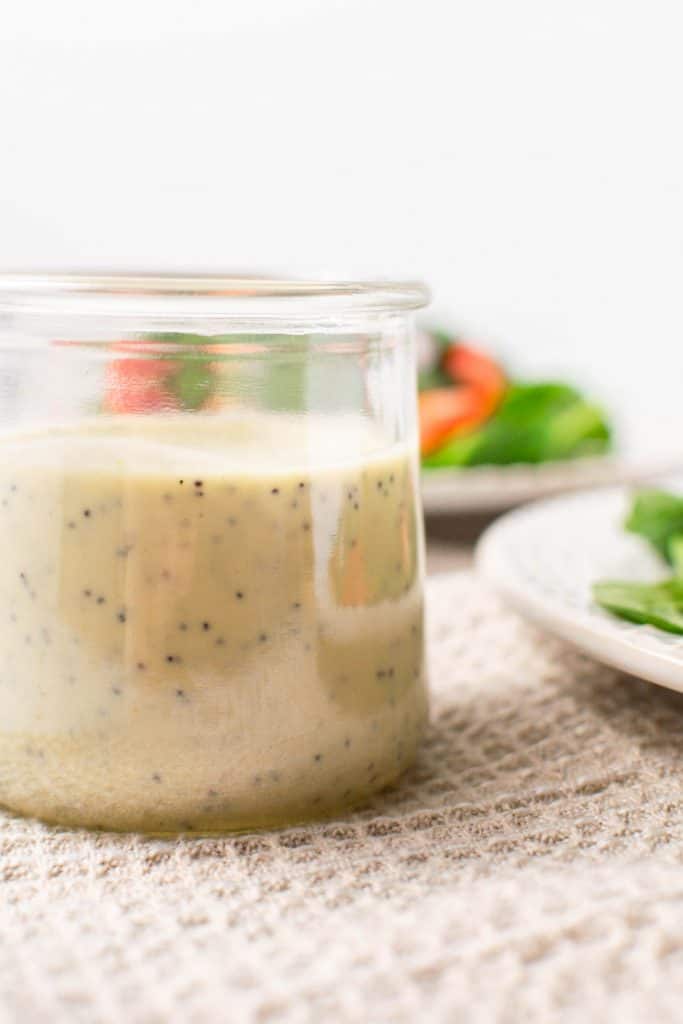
left=2, top=571, right=683, bottom=1023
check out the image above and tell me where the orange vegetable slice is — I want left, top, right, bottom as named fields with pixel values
left=419, top=386, right=491, bottom=456
left=442, top=344, right=506, bottom=415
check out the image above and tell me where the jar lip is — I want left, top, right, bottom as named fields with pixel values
left=0, top=272, right=430, bottom=315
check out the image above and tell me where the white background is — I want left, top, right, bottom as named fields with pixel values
left=1, top=0, right=681, bottom=445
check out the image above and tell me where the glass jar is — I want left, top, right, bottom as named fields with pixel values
left=0, top=274, right=429, bottom=833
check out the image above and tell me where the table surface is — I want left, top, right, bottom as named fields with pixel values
left=5, top=566, right=683, bottom=1023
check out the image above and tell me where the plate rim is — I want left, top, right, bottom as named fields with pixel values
left=422, top=451, right=683, bottom=515
left=474, top=487, right=683, bottom=693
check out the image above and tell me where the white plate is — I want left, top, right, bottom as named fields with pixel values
left=422, top=452, right=683, bottom=515
left=475, top=484, right=683, bottom=692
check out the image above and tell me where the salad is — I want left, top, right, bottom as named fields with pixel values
left=418, top=329, right=612, bottom=468
left=594, top=490, right=683, bottom=635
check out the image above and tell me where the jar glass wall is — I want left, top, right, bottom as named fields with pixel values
left=0, top=275, right=429, bottom=833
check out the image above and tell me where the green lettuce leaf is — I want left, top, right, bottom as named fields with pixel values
left=593, top=578, right=683, bottom=635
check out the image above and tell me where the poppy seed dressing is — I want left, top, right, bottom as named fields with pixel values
left=0, top=415, right=427, bottom=832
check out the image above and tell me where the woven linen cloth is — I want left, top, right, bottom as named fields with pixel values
left=3, top=570, right=683, bottom=1024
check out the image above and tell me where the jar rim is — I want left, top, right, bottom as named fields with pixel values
left=0, top=273, right=430, bottom=317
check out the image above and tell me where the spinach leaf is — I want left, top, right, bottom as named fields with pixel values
left=593, top=493, right=683, bottom=635
left=625, top=490, right=683, bottom=565
left=593, top=578, right=683, bottom=635
left=669, top=534, right=683, bottom=579
left=541, top=399, right=611, bottom=460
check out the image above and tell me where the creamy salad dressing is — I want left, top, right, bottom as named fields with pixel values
left=0, top=415, right=427, bottom=832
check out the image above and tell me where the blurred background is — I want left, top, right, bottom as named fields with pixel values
left=1, top=0, right=682, bottom=441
